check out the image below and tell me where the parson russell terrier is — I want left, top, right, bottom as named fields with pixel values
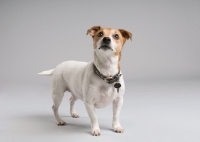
left=38, top=26, right=132, bottom=136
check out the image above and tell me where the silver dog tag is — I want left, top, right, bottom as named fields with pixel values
left=114, top=83, right=121, bottom=93
left=114, top=83, right=121, bottom=88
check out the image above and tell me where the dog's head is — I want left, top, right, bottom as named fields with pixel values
left=86, top=26, right=132, bottom=60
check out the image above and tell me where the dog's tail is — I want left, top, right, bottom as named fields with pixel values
left=38, top=69, right=55, bottom=76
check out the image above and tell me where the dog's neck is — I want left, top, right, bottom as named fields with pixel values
left=93, top=51, right=120, bottom=77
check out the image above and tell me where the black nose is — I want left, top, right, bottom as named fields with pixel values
left=103, top=37, right=111, bottom=44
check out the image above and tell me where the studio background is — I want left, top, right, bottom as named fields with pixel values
left=0, top=0, right=200, bottom=142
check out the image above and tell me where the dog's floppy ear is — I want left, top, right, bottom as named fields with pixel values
left=86, top=26, right=102, bottom=37
left=118, top=29, right=132, bottom=41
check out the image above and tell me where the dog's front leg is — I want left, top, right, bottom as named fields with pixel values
left=84, top=101, right=100, bottom=136
left=112, top=96, right=124, bottom=133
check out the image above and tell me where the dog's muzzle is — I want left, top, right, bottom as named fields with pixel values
left=103, top=37, right=111, bottom=44
left=98, top=37, right=113, bottom=51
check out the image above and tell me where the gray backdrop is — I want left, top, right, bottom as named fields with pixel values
left=1, top=0, right=200, bottom=83
left=0, top=1, right=200, bottom=142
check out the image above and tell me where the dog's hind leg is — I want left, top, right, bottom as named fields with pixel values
left=52, top=83, right=66, bottom=126
left=69, top=95, right=79, bottom=118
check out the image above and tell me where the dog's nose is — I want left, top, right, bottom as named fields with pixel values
left=102, top=37, right=111, bottom=44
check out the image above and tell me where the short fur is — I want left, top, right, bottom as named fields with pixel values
left=38, top=26, right=132, bottom=136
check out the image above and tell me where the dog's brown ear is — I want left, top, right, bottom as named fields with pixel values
left=86, top=26, right=102, bottom=37
left=118, top=29, right=132, bottom=41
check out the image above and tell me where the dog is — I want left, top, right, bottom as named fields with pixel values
left=38, top=26, right=132, bottom=136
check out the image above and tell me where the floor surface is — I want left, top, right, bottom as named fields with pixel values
left=0, top=80, right=200, bottom=142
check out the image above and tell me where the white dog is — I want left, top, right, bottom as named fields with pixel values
left=38, top=26, right=132, bottom=136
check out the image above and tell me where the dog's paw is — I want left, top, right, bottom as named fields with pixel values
left=57, top=120, right=66, bottom=126
left=114, top=127, right=124, bottom=133
left=92, top=129, right=101, bottom=136
left=71, top=113, right=79, bottom=118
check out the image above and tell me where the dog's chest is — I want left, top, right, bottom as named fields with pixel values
left=93, top=85, right=118, bottom=108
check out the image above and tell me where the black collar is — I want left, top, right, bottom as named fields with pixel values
left=93, top=63, right=122, bottom=84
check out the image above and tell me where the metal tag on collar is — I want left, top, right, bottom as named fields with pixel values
left=114, top=83, right=121, bottom=88
left=114, top=82, right=121, bottom=93
left=114, top=74, right=122, bottom=93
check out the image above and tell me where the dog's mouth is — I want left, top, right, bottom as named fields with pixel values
left=98, top=45, right=113, bottom=51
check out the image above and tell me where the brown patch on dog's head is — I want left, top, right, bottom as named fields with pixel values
left=93, top=28, right=113, bottom=49
left=87, top=26, right=103, bottom=49
left=86, top=26, right=102, bottom=37
left=114, top=29, right=132, bottom=70
left=114, top=29, right=132, bottom=58
left=118, top=29, right=132, bottom=44
left=87, top=26, right=132, bottom=71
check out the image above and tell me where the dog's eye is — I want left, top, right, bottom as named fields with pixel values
left=97, top=32, right=103, bottom=37
left=114, top=34, right=119, bottom=40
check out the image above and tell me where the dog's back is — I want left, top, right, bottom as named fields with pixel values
left=53, top=61, right=89, bottom=98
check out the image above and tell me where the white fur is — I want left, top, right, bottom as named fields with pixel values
left=38, top=28, right=125, bottom=136
left=38, top=69, right=54, bottom=76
